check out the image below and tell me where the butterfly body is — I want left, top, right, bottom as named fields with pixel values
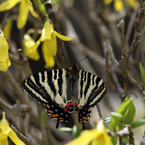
left=23, top=63, right=106, bottom=129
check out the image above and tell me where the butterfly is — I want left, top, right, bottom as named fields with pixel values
left=23, top=63, right=107, bottom=129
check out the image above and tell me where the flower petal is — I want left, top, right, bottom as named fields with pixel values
left=29, top=5, right=39, bottom=18
left=0, top=36, right=9, bottom=62
left=44, top=33, right=57, bottom=56
left=104, top=0, right=112, bottom=5
left=66, top=129, right=99, bottom=145
left=28, top=35, right=42, bottom=52
left=54, top=31, right=74, bottom=41
left=0, top=56, right=11, bottom=72
left=17, top=0, right=29, bottom=29
left=42, top=41, right=55, bottom=68
left=0, top=0, right=20, bottom=11
left=23, top=34, right=40, bottom=60
left=0, top=138, right=9, bottom=145
left=3, top=18, right=12, bottom=39
left=0, top=114, right=11, bottom=138
left=41, top=21, right=53, bottom=41
left=9, top=130, right=25, bottom=145
left=114, top=0, right=123, bottom=12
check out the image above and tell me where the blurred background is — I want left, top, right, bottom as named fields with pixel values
left=0, top=0, right=145, bottom=144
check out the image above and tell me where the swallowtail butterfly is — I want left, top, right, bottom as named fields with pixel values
left=23, top=63, right=107, bottom=129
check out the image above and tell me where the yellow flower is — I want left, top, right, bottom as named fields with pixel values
left=42, top=40, right=55, bottom=68
left=3, top=18, right=12, bottom=39
left=66, top=120, right=113, bottom=145
left=22, top=34, right=55, bottom=68
left=104, top=0, right=137, bottom=12
left=0, top=0, right=38, bottom=29
left=27, top=21, right=74, bottom=68
left=0, top=31, right=11, bottom=72
left=0, top=112, right=25, bottom=145
left=22, top=34, right=40, bottom=61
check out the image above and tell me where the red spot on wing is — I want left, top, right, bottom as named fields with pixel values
left=65, top=102, right=73, bottom=112
left=75, top=102, right=78, bottom=108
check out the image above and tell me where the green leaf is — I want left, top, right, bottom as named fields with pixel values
left=122, top=99, right=136, bottom=124
left=140, top=62, right=145, bottom=88
left=109, top=112, right=122, bottom=131
left=105, top=117, right=111, bottom=123
left=118, top=121, right=124, bottom=129
left=72, top=125, right=80, bottom=138
left=131, top=119, right=145, bottom=129
left=111, top=137, right=117, bottom=145
left=117, top=97, right=133, bottom=115
left=111, top=112, right=122, bottom=121
left=122, top=136, right=129, bottom=143
left=142, top=90, right=145, bottom=95
left=55, top=0, right=60, bottom=5
left=59, top=127, right=72, bottom=131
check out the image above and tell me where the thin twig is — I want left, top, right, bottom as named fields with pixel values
left=107, top=126, right=130, bottom=137
left=30, top=0, right=47, bottom=24
left=117, top=19, right=126, bottom=56
left=96, top=104, right=103, bottom=120
left=126, top=8, right=145, bottom=64
left=117, top=19, right=129, bottom=92
left=125, top=7, right=138, bottom=51
left=105, top=40, right=144, bottom=94
left=10, top=125, right=34, bottom=145
left=138, top=0, right=144, bottom=7
left=105, top=51, right=116, bottom=90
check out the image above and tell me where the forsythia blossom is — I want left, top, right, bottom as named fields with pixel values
left=0, top=0, right=38, bottom=29
left=0, top=112, right=25, bottom=145
left=66, top=120, right=113, bottom=145
left=3, top=18, right=12, bottom=39
left=104, top=0, right=137, bottom=12
left=25, top=21, right=74, bottom=68
left=0, top=31, right=11, bottom=72
left=22, top=34, right=40, bottom=61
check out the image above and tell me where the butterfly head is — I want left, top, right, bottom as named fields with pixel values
left=69, top=63, right=79, bottom=72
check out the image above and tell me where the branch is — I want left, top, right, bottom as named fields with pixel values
left=10, top=125, right=34, bottom=145
left=126, top=8, right=145, bottom=64
left=30, top=0, right=47, bottom=24
left=107, top=125, right=135, bottom=144
left=117, top=19, right=126, bottom=56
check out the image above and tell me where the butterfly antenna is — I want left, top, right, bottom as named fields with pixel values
left=77, top=56, right=89, bottom=64
left=61, top=53, right=69, bottom=60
